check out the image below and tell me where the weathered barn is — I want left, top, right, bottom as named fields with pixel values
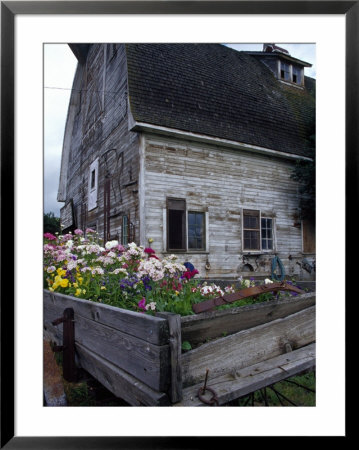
left=58, top=43, right=315, bottom=280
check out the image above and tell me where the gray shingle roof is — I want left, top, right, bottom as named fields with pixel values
left=126, top=43, right=315, bottom=157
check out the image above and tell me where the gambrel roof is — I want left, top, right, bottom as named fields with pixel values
left=125, top=43, right=315, bottom=158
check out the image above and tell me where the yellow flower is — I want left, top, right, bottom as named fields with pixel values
left=57, top=268, right=66, bottom=277
left=175, top=290, right=179, bottom=296
left=60, top=278, right=69, bottom=288
left=73, top=282, right=78, bottom=288
left=100, top=286, right=106, bottom=290
left=75, top=288, right=82, bottom=297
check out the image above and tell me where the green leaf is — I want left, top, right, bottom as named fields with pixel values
left=181, top=341, right=192, bottom=351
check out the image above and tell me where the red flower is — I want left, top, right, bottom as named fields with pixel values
left=144, top=247, right=155, bottom=254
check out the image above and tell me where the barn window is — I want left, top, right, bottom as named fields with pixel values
left=261, top=217, right=273, bottom=250
left=122, top=215, right=128, bottom=246
left=243, top=209, right=260, bottom=250
left=280, top=62, right=291, bottom=81
left=292, top=66, right=302, bottom=84
left=188, top=212, right=205, bottom=250
left=88, top=158, right=99, bottom=211
left=167, top=198, right=186, bottom=251
left=243, top=210, right=275, bottom=251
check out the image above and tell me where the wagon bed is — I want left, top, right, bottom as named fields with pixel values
left=43, top=290, right=315, bottom=406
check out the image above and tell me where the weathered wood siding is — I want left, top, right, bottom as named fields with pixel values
left=60, top=44, right=140, bottom=242
left=142, top=134, right=312, bottom=279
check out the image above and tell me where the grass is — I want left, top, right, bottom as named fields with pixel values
left=236, top=371, right=315, bottom=406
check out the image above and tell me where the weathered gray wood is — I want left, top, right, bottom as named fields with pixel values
left=44, top=290, right=169, bottom=345
left=181, top=293, right=315, bottom=345
left=44, top=296, right=170, bottom=391
left=157, top=312, right=182, bottom=403
left=181, top=306, right=315, bottom=387
left=76, top=343, right=170, bottom=406
left=176, top=343, right=316, bottom=406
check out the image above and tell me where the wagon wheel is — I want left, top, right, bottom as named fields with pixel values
left=233, top=370, right=316, bottom=407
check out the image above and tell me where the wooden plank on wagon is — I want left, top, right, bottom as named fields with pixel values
left=181, top=293, right=315, bottom=345
left=44, top=295, right=171, bottom=392
left=71, top=312, right=170, bottom=392
left=44, top=290, right=169, bottom=345
left=76, top=343, right=171, bottom=406
left=176, top=343, right=316, bottom=406
left=181, top=306, right=315, bottom=387
left=157, top=312, right=182, bottom=403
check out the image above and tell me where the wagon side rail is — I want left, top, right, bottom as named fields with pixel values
left=43, top=290, right=176, bottom=405
left=176, top=301, right=316, bottom=406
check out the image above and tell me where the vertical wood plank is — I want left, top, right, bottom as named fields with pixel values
left=157, top=312, right=182, bottom=403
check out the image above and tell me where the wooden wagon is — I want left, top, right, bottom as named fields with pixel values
left=43, top=289, right=315, bottom=406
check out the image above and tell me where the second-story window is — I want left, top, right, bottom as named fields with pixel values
left=280, top=62, right=291, bottom=81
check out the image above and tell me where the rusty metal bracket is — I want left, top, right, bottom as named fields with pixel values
left=51, top=308, right=77, bottom=382
left=192, top=282, right=305, bottom=314
left=197, top=369, right=219, bottom=406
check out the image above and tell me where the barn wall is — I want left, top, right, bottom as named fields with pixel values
left=60, top=44, right=140, bottom=242
left=142, top=134, right=315, bottom=280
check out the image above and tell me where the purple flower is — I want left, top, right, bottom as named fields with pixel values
left=74, top=229, right=83, bottom=235
left=44, top=232, right=56, bottom=241
left=138, top=298, right=146, bottom=310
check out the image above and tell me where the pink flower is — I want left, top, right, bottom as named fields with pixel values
left=144, top=247, right=155, bottom=254
left=74, top=229, right=83, bottom=235
left=44, top=232, right=57, bottom=241
left=116, top=244, right=126, bottom=252
left=86, top=228, right=96, bottom=234
left=138, top=298, right=146, bottom=310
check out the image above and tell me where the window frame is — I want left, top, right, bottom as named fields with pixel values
left=187, top=210, right=206, bottom=251
left=242, top=209, right=276, bottom=253
left=88, top=158, right=99, bottom=211
left=279, top=61, right=304, bottom=86
left=165, top=198, right=208, bottom=253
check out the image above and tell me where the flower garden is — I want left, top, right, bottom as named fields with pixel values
left=44, top=229, right=284, bottom=317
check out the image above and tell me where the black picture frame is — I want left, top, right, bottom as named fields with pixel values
left=1, top=1, right=352, bottom=447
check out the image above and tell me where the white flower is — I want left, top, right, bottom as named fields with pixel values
left=243, top=279, right=251, bottom=288
left=47, top=266, right=56, bottom=273
left=105, top=240, right=119, bottom=250
left=145, top=302, right=157, bottom=311
left=264, top=278, right=274, bottom=284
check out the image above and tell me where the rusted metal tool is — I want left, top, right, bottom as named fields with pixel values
left=197, top=369, right=219, bottom=406
left=52, top=307, right=77, bottom=382
left=192, top=281, right=304, bottom=314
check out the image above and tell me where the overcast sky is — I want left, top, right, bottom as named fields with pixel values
left=44, top=43, right=316, bottom=217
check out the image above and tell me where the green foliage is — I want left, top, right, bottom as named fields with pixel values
left=44, top=212, right=61, bottom=234
left=181, top=341, right=192, bottom=351
left=237, top=371, right=315, bottom=406
left=291, top=134, right=316, bottom=221
left=64, top=381, right=96, bottom=406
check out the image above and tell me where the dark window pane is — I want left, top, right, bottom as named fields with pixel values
left=188, top=212, right=205, bottom=250
left=267, top=240, right=273, bottom=250
left=168, top=209, right=184, bottom=249
left=262, top=240, right=267, bottom=250
left=188, top=237, right=196, bottom=249
left=188, top=213, right=196, bottom=226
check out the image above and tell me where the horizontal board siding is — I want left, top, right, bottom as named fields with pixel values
left=143, top=135, right=308, bottom=278
left=181, top=305, right=315, bottom=387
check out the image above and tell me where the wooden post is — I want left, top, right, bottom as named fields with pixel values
left=157, top=312, right=182, bottom=403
